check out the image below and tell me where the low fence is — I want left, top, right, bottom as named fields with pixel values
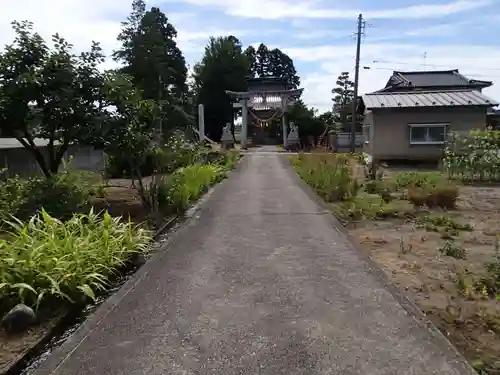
left=330, top=132, right=364, bottom=151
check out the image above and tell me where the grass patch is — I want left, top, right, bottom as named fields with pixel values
left=333, top=193, right=414, bottom=222
left=156, top=163, right=226, bottom=214
left=291, top=153, right=360, bottom=202
left=393, top=171, right=449, bottom=189
left=0, top=209, right=151, bottom=314
left=291, top=154, right=414, bottom=222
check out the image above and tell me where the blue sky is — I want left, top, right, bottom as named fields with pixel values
left=1, top=0, right=499, bottom=112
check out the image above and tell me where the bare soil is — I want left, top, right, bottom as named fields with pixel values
left=0, top=313, right=64, bottom=374
left=91, top=181, right=150, bottom=224
left=346, top=185, right=500, bottom=374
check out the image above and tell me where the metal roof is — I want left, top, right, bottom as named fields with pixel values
left=397, top=70, right=469, bottom=87
left=0, top=138, right=56, bottom=149
left=362, top=90, right=498, bottom=109
left=379, top=70, right=492, bottom=91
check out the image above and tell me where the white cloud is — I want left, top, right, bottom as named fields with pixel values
left=288, top=43, right=500, bottom=112
left=176, top=0, right=491, bottom=20
left=0, top=0, right=237, bottom=71
left=1, top=0, right=498, bottom=115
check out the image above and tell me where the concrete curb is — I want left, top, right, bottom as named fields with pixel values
left=30, top=155, right=246, bottom=375
left=280, top=154, right=477, bottom=375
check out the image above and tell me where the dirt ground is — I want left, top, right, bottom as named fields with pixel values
left=347, top=184, right=500, bottom=374
left=91, top=180, right=150, bottom=224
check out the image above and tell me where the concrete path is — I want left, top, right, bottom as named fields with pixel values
left=34, top=153, right=474, bottom=375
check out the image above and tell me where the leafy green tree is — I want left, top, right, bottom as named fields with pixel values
left=0, top=21, right=106, bottom=177
left=114, top=0, right=189, bottom=134
left=317, top=111, right=340, bottom=134
left=246, top=43, right=300, bottom=88
left=331, top=72, right=354, bottom=132
left=193, top=36, right=249, bottom=141
left=99, top=72, right=159, bottom=208
left=287, top=100, right=324, bottom=146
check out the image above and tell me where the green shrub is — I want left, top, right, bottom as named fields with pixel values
left=0, top=209, right=151, bottom=313
left=0, top=169, right=93, bottom=225
left=444, top=129, right=500, bottom=182
left=406, top=183, right=459, bottom=210
left=0, top=173, right=27, bottom=225
left=105, top=131, right=203, bottom=178
left=16, top=172, right=92, bottom=221
left=157, top=164, right=223, bottom=213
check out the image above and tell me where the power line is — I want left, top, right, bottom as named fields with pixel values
left=368, top=59, right=500, bottom=72
left=362, top=66, right=500, bottom=79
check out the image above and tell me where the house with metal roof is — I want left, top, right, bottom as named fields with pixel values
left=359, top=70, right=498, bottom=161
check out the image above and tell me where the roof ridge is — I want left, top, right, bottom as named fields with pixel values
left=395, top=69, right=459, bottom=75
left=364, top=89, right=483, bottom=95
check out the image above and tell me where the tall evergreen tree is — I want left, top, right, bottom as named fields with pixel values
left=255, top=43, right=271, bottom=78
left=331, top=72, right=354, bottom=132
left=114, top=0, right=189, bottom=133
left=193, top=36, right=249, bottom=141
left=245, top=43, right=300, bottom=88
left=243, top=45, right=257, bottom=78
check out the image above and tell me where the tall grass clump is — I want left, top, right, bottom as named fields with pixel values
left=0, top=209, right=151, bottom=313
left=291, top=153, right=359, bottom=202
left=157, top=164, right=224, bottom=213
left=444, top=129, right=500, bottom=182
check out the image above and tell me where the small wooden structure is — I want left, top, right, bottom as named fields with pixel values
left=226, top=77, right=303, bottom=149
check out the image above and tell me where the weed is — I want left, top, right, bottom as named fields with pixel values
left=399, top=236, right=412, bottom=254
left=363, top=161, right=384, bottom=181
left=438, top=240, right=466, bottom=259
left=334, top=193, right=414, bottom=222
left=418, top=215, right=473, bottom=235
left=394, top=171, right=448, bottom=189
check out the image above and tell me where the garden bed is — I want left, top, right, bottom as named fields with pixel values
left=0, top=150, right=241, bottom=375
left=347, top=183, right=500, bottom=374
left=292, top=150, right=500, bottom=375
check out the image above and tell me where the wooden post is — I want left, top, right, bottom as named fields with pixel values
left=281, top=96, right=288, bottom=148
left=198, top=104, right=205, bottom=143
left=241, top=99, right=248, bottom=149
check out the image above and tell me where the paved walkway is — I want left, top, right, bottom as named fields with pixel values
left=35, top=152, right=473, bottom=375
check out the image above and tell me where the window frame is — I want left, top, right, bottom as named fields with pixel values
left=408, top=123, right=449, bottom=145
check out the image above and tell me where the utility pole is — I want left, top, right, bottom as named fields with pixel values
left=351, top=13, right=364, bottom=152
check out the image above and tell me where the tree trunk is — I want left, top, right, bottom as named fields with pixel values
left=49, top=144, right=70, bottom=174
left=15, top=136, right=51, bottom=177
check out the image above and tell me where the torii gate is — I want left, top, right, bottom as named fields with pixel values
left=226, top=77, right=303, bottom=149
